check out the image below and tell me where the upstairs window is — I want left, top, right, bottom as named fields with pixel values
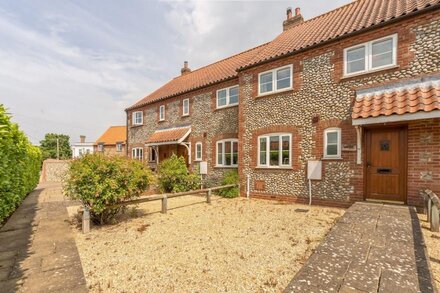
left=258, top=65, right=293, bottom=95
left=159, top=105, right=165, bottom=121
left=324, top=128, right=341, bottom=159
left=132, top=111, right=143, bottom=125
left=116, top=142, right=123, bottom=152
left=182, top=99, right=190, bottom=116
left=195, top=142, right=202, bottom=161
left=132, top=147, right=143, bottom=161
left=344, top=34, right=397, bottom=76
left=216, top=85, right=239, bottom=109
left=216, top=139, right=238, bottom=167
left=258, top=134, right=291, bottom=168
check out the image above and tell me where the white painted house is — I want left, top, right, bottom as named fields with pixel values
left=71, top=135, right=94, bottom=158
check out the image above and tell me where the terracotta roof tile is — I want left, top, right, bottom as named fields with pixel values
left=126, top=44, right=269, bottom=110
left=95, top=126, right=127, bottom=145
left=352, top=82, right=440, bottom=119
left=145, top=127, right=191, bottom=144
left=240, top=0, right=440, bottom=69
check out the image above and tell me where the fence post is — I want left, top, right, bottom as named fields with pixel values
left=207, top=189, right=212, bottom=204
left=431, top=204, right=439, bottom=232
left=161, top=195, right=168, bottom=214
left=82, top=206, right=90, bottom=234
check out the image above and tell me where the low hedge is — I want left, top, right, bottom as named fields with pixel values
left=0, top=105, right=42, bottom=223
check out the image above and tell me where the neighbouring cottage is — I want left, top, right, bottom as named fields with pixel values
left=126, top=0, right=440, bottom=209
left=71, top=135, right=94, bottom=158
left=94, top=126, right=127, bottom=156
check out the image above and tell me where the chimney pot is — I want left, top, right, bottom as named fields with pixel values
left=181, top=61, right=191, bottom=75
left=286, top=7, right=292, bottom=19
left=295, top=7, right=301, bottom=16
left=80, top=135, right=86, bottom=143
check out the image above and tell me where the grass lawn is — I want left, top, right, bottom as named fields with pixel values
left=71, top=195, right=344, bottom=292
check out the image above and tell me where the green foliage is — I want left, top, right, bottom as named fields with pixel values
left=0, top=104, right=42, bottom=223
left=218, top=170, right=239, bottom=198
left=63, top=154, right=152, bottom=224
left=157, top=154, right=201, bottom=193
left=39, top=133, right=72, bottom=160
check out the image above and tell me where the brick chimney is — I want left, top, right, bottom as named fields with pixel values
left=283, top=7, right=303, bottom=31
left=80, top=135, right=86, bottom=143
left=181, top=61, right=191, bottom=75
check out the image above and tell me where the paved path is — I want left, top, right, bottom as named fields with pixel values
left=0, top=183, right=87, bottom=293
left=285, top=202, right=437, bottom=293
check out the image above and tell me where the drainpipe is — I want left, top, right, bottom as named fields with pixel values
left=308, top=179, right=312, bottom=205
left=246, top=174, right=250, bottom=199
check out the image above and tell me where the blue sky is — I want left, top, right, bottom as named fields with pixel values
left=0, top=0, right=350, bottom=145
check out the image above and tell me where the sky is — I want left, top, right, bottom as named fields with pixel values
left=0, top=0, right=350, bottom=145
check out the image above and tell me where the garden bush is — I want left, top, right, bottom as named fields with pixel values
left=0, top=105, right=42, bottom=223
left=157, top=154, right=200, bottom=193
left=218, top=170, right=239, bottom=198
left=63, top=154, right=152, bottom=224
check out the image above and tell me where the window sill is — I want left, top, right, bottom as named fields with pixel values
left=131, top=124, right=143, bottom=128
left=215, top=104, right=238, bottom=111
left=214, top=166, right=238, bottom=169
left=194, top=159, right=202, bottom=162
left=158, top=120, right=165, bottom=123
left=255, top=166, right=293, bottom=170
left=341, top=65, right=399, bottom=80
left=182, top=114, right=190, bottom=117
left=321, top=157, right=342, bottom=160
left=257, top=87, right=293, bottom=98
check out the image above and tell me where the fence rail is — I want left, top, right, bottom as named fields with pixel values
left=82, top=184, right=237, bottom=233
left=420, top=189, right=440, bottom=232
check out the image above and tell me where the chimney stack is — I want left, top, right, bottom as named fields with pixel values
left=80, top=135, right=86, bottom=143
left=283, top=6, right=303, bottom=31
left=181, top=61, right=191, bottom=75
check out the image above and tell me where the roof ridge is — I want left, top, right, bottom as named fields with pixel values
left=171, top=42, right=270, bottom=79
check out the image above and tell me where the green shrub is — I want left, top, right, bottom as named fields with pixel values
left=63, top=154, right=152, bottom=224
left=157, top=154, right=200, bottom=193
left=0, top=105, right=42, bottom=223
left=218, top=170, right=239, bottom=198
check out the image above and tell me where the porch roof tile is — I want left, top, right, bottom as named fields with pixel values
left=145, top=127, right=191, bottom=145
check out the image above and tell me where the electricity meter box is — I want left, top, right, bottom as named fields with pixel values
left=307, top=160, right=322, bottom=180
left=199, top=161, right=208, bottom=175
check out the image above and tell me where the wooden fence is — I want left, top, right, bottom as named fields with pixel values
left=82, top=184, right=237, bottom=233
left=420, top=189, right=440, bottom=232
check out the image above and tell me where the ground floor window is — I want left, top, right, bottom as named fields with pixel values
left=195, top=142, right=202, bottom=161
left=324, top=128, right=341, bottom=158
left=216, top=139, right=238, bottom=167
left=116, top=142, right=123, bottom=152
left=258, top=133, right=291, bottom=167
left=132, top=147, right=143, bottom=161
left=98, top=143, right=104, bottom=152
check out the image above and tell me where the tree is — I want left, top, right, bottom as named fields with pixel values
left=39, top=133, right=72, bottom=160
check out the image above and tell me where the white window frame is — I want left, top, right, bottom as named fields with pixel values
left=182, top=99, right=190, bottom=116
left=98, top=143, right=104, bottom=152
left=323, top=128, right=342, bottom=159
left=116, top=142, right=123, bottom=152
left=258, top=64, right=293, bottom=96
left=132, top=111, right=143, bottom=125
left=132, top=147, right=143, bottom=161
left=216, top=85, right=239, bottom=109
left=159, top=105, right=165, bottom=121
left=195, top=142, right=202, bottom=161
left=216, top=139, right=238, bottom=167
left=343, top=34, right=397, bottom=77
left=257, top=133, right=292, bottom=168
left=148, top=147, right=156, bottom=162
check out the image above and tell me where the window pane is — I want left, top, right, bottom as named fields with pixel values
left=217, top=90, right=227, bottom=107
left=229, top=86, right=239, bottom=105
left=259, top=137, right=267, bottom=165
left=372, top=38, right=393, bottom=68
left=327, top=132, right=338, bottom=144
left=217, top=142, right=223, bottom=165
left=346, top=46, right=365, bottom=74
left=269, top=136, right=280, bottom=166
left=327, top=144, right=338, bottom=156
left=183, top=100, right=189, bottom=114
left=276, top=67, right=291, bottom=90
left=281, top=136, right=290, bottom=165
left=224, top=141, right=232, bottom=166
left=259, top=72, right=273, bottom=93
left=232, top=141, right=238, bottom=165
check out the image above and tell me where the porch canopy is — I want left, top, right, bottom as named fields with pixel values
left=352, top=75, right=440, bottom=126
left=145, top=126, right=191, bottom=146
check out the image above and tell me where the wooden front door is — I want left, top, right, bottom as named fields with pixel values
left=365, top=127, right=407, bottom=203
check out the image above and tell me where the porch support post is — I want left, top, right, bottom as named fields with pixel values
left=179, top=142, right=191, bottom=165
left=355, top=126, right=362, bottom=165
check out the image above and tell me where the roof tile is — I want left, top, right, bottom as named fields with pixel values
left=95, top=126, right=126, bottom=145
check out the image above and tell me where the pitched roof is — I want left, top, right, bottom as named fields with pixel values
left=95, top=126, right=127, bottom=145
left=145, top=127, right=191, bottom=145
left=126, top=43, right=269, bottom=110
left=241, top=0, right=440, bottom=69
left=352, top=79, right=440, bottom=119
